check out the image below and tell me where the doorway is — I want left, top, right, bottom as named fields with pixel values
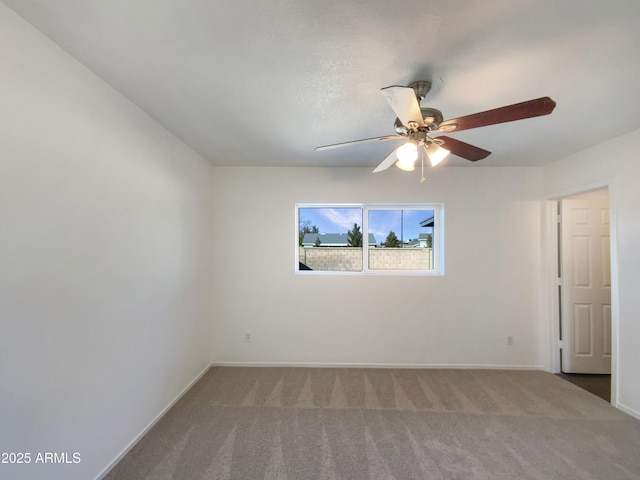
left=558, top=188, right=612, bottom=379
left=556, top=373, right=610, bottom=402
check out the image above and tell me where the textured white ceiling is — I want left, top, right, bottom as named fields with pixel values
left=3, top=0, right=640, bottom=168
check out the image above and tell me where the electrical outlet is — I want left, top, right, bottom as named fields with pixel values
left=244, top=331, right=251, bottom=343
left=507, top=335, right=514, bottom=346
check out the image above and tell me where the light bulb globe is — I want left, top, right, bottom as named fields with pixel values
left=396, top=142, right=418, bottom=163
left=396, top=142, right=418, bottom=171
left=425, top=142, right=450, bottom=167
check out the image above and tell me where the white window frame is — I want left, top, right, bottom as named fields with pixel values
left=295, top=203, right=444, bottom=276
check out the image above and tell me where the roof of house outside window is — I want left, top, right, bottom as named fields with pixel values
left=419, top=216, right=434, bottom=228
left=302, top=233, right=377, bottom=247
left=405, top=233, right=433, bottom=248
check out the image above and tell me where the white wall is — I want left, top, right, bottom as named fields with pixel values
left=0, top=5, right=215, bottom=479
left=542, top=128, right=640, bottom=418
left=211, top=165, right=546, bottom=368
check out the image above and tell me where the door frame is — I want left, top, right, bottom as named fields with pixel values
left=544, top=181, right=619, bottom=405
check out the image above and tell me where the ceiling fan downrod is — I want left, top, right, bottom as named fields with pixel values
left=408, top=81, right=431, bottom=102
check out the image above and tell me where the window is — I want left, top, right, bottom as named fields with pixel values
left=296, top=204, right=443, bottom=275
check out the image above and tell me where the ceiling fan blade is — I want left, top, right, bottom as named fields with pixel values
left=436, top=136, right=491, bottom=162
left=372, top=146, right=400, bottom=173
left=381, top=86, right=424, bottom=128
left=315, top=135, right=402, bottom=151
left=438, top=97, right=556, bottom=133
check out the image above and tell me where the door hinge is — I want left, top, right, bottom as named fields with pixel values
left=558, top=340, right=564, bottom=349
left=556, top=214, right=562, bottom=224
left=557, top=277, right=563, bottom=286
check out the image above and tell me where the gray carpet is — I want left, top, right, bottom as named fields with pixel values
left=105, top=367, right=640, bottom=479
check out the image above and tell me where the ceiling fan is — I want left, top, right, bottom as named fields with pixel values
left=316, top=81, right=556, bottom=178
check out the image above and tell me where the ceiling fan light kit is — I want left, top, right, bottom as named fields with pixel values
left=395, top=141, right=419, bottom=170
left=316, top=80, right=556, bottom=182
left=425, top=141, right=450, bottom=167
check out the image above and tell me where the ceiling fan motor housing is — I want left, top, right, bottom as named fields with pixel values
left=394, top=107, right=444, bottom=134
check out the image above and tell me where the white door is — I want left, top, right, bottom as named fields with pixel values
left=560, top=190, right=611, bottom=374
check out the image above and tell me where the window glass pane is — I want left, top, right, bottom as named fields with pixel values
left=298, top=207, right=363, bottom=272
left=368, top=209, right=434, bottom=270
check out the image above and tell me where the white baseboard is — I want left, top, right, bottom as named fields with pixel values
left=209, top=361, right=545, bottom=370
left=616, top=402, right=640, bottom=421
left=94, top=363, right=211, bottom=480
